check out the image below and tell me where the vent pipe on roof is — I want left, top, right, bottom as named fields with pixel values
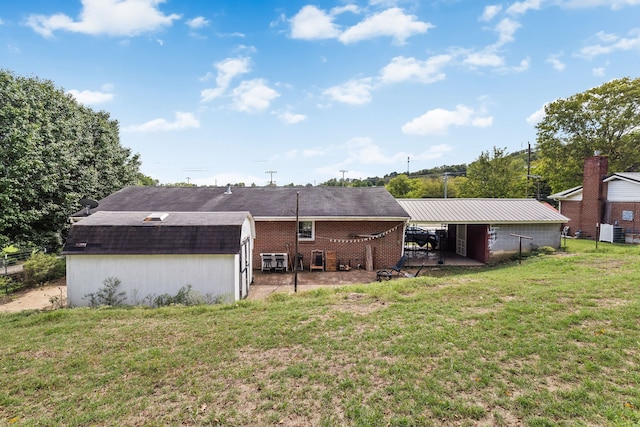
left=224, top=186, right=232, bottom=195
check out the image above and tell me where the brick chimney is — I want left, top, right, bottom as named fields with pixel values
left=579, top=154, right=608, bottom=238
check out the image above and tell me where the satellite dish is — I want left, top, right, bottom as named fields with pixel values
left=79, top=198, right=99, bottom=215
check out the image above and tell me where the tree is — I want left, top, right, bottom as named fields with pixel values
left=535, top=77, right=640, bottom=193
left=0, top=70, right=141, bottom=248
left=459, top=147, right=526, bottom=198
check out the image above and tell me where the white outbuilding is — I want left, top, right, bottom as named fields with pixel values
left=63, top=211, right=255, bottom=307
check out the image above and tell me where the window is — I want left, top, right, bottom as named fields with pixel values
left=298, top=221, right=314, bottom=241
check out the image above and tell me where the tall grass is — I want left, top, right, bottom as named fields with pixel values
left=1, top=239, right=639, bottom=426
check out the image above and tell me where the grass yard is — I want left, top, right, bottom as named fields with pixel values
left=1, top=240, right=639, bottom=426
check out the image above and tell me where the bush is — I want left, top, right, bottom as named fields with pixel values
left=22, top=252, right=65, bottom=286
left=84, top=277, right=127, bottom=307
left=153, top=285, right=210, bottom=307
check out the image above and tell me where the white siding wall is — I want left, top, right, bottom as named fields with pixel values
left=66, top=254, right=238, bottom=307
left=608, top=180, right=640, bottom=202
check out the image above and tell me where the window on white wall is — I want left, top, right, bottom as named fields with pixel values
left=298, top=221, right=314, bottom=241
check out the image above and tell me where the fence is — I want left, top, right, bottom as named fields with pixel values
left=1, top=250, right=35, bottom=276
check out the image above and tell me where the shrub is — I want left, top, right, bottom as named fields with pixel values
left=84, top=277, right=127, bottom=307
left=22, top=252, right=65, bottom=286
left=154, top=285, right=205, bottom=307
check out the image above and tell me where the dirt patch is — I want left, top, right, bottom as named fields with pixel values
left=0, top=277, right=67, bottom=313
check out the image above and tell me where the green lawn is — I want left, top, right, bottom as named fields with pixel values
left=1, top=240, right=639, bottom=426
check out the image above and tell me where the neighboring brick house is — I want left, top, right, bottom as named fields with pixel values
left=549, top=155, right=640, bottom=241
left=71, top=186, right=409, bottom=271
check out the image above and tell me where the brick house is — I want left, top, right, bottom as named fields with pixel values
left=71, top=186, right=410, bottom=271
left=549, top=155, right=640, bottom=241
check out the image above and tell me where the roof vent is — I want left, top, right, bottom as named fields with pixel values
left=144, top=212, right=169, bottom=222
left=224, top=186, right=232, bottom=195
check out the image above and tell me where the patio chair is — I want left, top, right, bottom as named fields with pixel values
left=376, top=255, right=407, bottom=281
left=261, top=254, right=273, bottom=272
left=274, top=253, right=286, bottom=272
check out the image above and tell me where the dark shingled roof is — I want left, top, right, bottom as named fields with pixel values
left=73, top=186, right=409, bottom=219
left=63, top=211, right=252, bottom=255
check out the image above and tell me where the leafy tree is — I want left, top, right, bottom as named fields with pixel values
left=459, top=147, right=526, bottom=198
left=385, top=174, right=423, bottom=198
left=136, top=173, right=158, bottom=186
left=535, top=77, right=640, bottom=192
left=0, top=70, right=141, bottom=248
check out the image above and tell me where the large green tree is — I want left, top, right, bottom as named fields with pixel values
left=0, top=70, right=141, bottom=248
left=459, top=147, right=526, bottom=198
left=535, top=77, right=640, bottom=193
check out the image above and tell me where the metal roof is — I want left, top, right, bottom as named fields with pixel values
left=396, top=198, right=568, bottom=224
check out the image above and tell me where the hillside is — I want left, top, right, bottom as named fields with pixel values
left=1, top=240, right=639, bottom=426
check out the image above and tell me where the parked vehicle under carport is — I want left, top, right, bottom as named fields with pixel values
left=405, top=226, right=438, bottom=250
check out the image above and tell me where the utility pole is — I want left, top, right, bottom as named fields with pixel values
left=443, top=172, right=449, bottom=199
left=527, top=174, right=541, bottom=200
left=407, top=157, right=410, bottom=175
left=265, top=170, right=277, bottom=186
left=339, top=169, right=348, bottom=186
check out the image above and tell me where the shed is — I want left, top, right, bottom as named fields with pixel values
left=63, top=211, right=255, bottom=306
left=397, top=199, right=568, bottom=263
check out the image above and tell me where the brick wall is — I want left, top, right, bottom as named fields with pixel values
left=253, top=220, right=405, bottom=270
left=578, top=155, right=608, bottom=238
left=606, top=202, right=640, bottom=233
left=560, top=201, right=582, bottom=236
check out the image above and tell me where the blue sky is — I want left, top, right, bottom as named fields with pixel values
left=2, top=0, right=639, bottom=186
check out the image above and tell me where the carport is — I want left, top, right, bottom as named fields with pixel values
left=397, top=199, right=568, bottom=264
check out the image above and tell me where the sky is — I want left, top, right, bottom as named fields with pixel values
left=1, top=0, right=639, bottom=186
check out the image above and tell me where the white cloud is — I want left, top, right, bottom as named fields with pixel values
left=26, top=0, right=181, bottom=37
left=593, top=67, right=606, bottom=76
left=480, top=5, right=502, bottom=21
left=463, top=51, right=505, bottom=68
left=338, top=8, right=433, bottom=44
left=186, top=16, right=209, bottom=29
left=546, top=54, right=566, bottom=71
left=231, top=79, right=280, bottom=113
left=289, top=5, right=340, bottom=40
left=124, top=112, right=199, bottom=132
left=67, top=88, right=114, bottom=105
left=578, top=29, right=640, bottom=59
left=379, top=54, right=451, bottom=84
left=345, top=137, right=405, bottom=165
left=511, top=57, right=531, bottom=72
left=493, top=18, right=521, bottom=47
left=506, top=0, right=543, bottom=15
left=323, top=78, right=374, bottom=105
left=559, top=0, right=640, bottom=10
left=201, top=57, right=251, bottom=102
left=277, top=111, right=307, bottom=124
left=401, top=105, right=493, bottom=136
left=290, top=6, right=431, bottom=44
left=526, top=104, right=548, bottom=125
